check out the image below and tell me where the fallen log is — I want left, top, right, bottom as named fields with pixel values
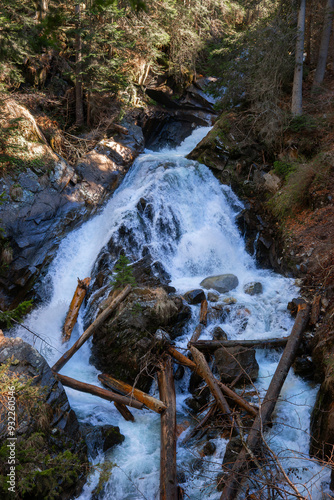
left=62, top=277, right=91, bottom=343
left=52, top=284, right=132, bottom=373
left=113, top=402, right=135, bottom=422
left=200, top=299, right=208, bottom=326
left=158, top=357, right=178, bottom=500
left=189, top=324, right=205, bottom=344
left=167, top=346, right=197, bottom=371
left=53, top=372, right=143, bottom=409
left=220, top=303, right=310, bottom=500
left=191, top=337, right=289, bottom=351
left=98, top=373, right=167, bottom=413
left=167, top=346, right=257, bottom=418
left=189, top=346, right=238, bottom=434
left=218, top=381, right=258, bottom=418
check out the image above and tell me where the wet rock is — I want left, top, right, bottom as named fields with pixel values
left=212, top=326, right=228, bottom=341
left=90, top=287, right=189, bottom=392
left=293, top=355, right=314, bottom=379
left=244, top=281, right=263, bottom=295
left=214, top=346, right=259, bottom=384
left=81, top=423, right=125, bottom=458
left=184, top=289, right=206, bottom=305
left=200, top=274, right=239, bottom=293
left=185, top=385, right=211, bottom=413
left=223, top=436, right=243, bottom=469
left=0, top=336, right=87, bottom=500
left=208, top=291, right=220, bottom=302
left=174, top=364, right=185, bottom=381
left=202, top=440, right=216, bottom=456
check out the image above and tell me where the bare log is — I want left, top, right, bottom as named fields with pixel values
left=167, top=346, right=197, bottom=370
left=190, top=337, right=289, bottom=351
left=189, top=346, right=238, bottom=433
left=53, top=372, right=143, bottom=409
left=52, top=285, right=132, bottom=372
left=158, top=357, right=177, bottom=500
left=98, top=373, right=167, bottom=413
left=62, top=277, right=91, bottom=343
left=220, top=303, right=310, bottom=500
left=218, top=381, right=258, bottom=418
left=113, top=402, right=135, bottom=422
left=189, top=324, right=205, bottom=344
left=200, top=299, right=208, bottom=326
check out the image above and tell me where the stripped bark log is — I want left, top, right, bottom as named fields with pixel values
left=62, top=277, right=91, bottom=343
left=189, top=346, right=238, bottom=434
left=158, top=357, right=177, bottom=500
left=53, top=372, right=143, bottom=409
left=220, top=303, right=310, bottom=500
left=200, top=299, right=208, bottom=326
left=189, top=324, right=205, bottom=344
left=167, top=346, right=197, bottom=370
left=52, top=285, right=132, bottom=372
left=113, top=402, right=135, bottom=422
left=191, top=337, right=289, bottom=351
left=98, top=373, right=167, bottom=413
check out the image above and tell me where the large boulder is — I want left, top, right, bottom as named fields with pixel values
left=214, top=346, right=259, bottom=384
left=90, top=287, right=190, bottom=392
left=200, top=274, right=239, bottom=294
left=0, top=336, right=88, bottom=500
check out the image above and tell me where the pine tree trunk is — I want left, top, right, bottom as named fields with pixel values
left=37, top=0, right=48, bottom=21
left=305, top=11, right=312, bottom=66
left=312, top=0, right=334, bottom=89
left=75, top=3, right=84, bottom=127
left=291, top=0, right=306, bottom=116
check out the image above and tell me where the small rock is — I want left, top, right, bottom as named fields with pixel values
left=223, top=297, right=237, bottom=304
left=184, top=289, right=206, bottom=304
left=212, top=326, right=228, bottom=341
left=208, top=291, right=220, bottom=302
left=244, top=282, right=263, bottom=295
left=200, top=274, right=239, bottom=293
left=223, top=436, right=243, bottom=468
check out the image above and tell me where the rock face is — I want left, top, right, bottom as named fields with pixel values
left=90, top=287, right=191, bottom=392
left=200, top=274, right=239, bottom=294
left=0, top=99, right=144, bottom=309
left=0, top=336, right=88, bottom=500
left=214, top=346, right=259, bottom=384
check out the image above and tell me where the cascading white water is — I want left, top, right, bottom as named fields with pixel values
left=14, top=126, right=330, bottom=499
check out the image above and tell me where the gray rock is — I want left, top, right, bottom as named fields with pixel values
left=200, top=274, right=239, bottom=293
left=184, top=289, right=206, bottom=304
left=214, top=346, right=259, bottom=384
left=208, top=291, right=220, bottom=302
left=244, top=282, right=263, bottom=295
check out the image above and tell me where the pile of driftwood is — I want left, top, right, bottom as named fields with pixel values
left=51, top=281, right=310, bottom=500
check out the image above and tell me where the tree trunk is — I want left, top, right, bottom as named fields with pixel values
left=37, top=0, right=49, bottom=21
left=220, top=303, right=310, bottom=500
left=158, top=357, right=178, bottom=500
left=312, top=0, right=334, bottom=89
left=291, top=0, right=306, bottom=116
left=190, top=337, right=289, bottom=351
left=305, top=10, right=312, bottom=66
left=62, top=277, right=91, bottom=343
left=75, top=3, right=84, bottom=127
left=53, top=373, right=144, bottom=409
left=52, top=285, right=132, bottom=372
left=98, top=373, right=167, bottom=413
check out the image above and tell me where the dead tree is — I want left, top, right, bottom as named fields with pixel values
left=62, top=277, right=91, bottom=343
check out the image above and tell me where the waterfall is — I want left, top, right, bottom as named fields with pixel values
left=14, top=126, right=330, bottom=499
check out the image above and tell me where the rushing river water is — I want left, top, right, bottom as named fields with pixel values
left=15, top=127, right=331, bottom=499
